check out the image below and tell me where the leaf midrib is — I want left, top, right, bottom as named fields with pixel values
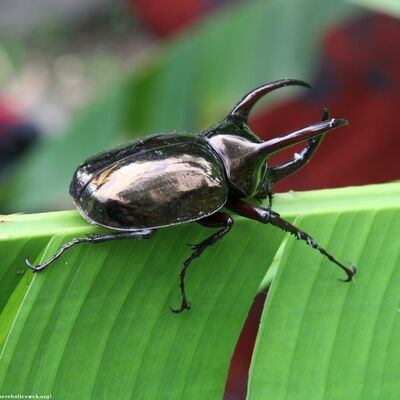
left=1, top=183, right=398, bottom=240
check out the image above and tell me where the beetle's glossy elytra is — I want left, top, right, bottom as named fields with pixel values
left=71, top=134, right=228, bottom=230
left=25, top=79, right=356, bottom=313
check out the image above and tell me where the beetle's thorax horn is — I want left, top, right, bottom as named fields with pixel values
left=228, top=79, right=310, bottom=122
left=225, top=79, right=347, bottom=160
left=255, top=118, right=348, bottom=159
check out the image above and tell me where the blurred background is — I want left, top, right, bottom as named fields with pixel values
left=0, top=0, right=398, bottom=398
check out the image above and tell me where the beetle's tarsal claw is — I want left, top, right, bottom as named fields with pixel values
left=24, top=257, right=40, bottom=272
left=170, top=300, right=191, bottom=313
left=338, top=264, right=357, bottom=283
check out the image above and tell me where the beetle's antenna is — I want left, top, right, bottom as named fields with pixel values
left=256, top=118, right=348, bottom=158
left=227, top=79, right=311, bottom=122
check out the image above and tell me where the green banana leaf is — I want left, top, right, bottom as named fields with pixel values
left=1, top=182, right=399, bottom=399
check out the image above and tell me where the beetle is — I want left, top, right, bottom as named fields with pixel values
left=25, top=79, right=356, bottom=312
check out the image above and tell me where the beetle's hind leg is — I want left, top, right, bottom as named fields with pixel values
left=171, top=212, right=234, bottom=313
left=227, top=199, right=356, bottom=282
left=24, top=229, right=156, bottom=272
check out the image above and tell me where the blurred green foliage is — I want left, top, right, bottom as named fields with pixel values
left=1, top=0, right=358, bottom=212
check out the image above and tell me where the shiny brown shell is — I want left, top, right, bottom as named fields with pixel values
left=70, top=133, right=228, bottom=230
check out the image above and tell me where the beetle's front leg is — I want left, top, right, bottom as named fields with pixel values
left=25, top=229, right=156, bottom=272
left=226, top=199, right=356, bottom=282
left=256, top=186, right=274, bottom=210
left=258, top=131, right=324, bottom=206
left=171, top=212, right=234, bottom=313
left=267, top=108, right=330, bottom=186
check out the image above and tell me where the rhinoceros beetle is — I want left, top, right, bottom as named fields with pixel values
left=25, top=79, right=356, bottom=312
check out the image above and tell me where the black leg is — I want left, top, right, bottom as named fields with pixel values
left=256, top=187, right=274, bottom=209
left=267, top=192, right=273, bottom=210
left=171, top=212, right=234, bottom=313
left=227, top=199, right=356, bottom=281
left=25, top=229, right=156, bottom=272
left=268, top=108, right=330, bottom=185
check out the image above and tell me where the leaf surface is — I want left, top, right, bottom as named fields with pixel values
left=248, top=183, right=400, bottom=400
left=1, top=183, right=399, bottom=399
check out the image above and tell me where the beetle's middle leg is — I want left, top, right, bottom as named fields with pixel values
left=24, top=229, right=156, bottom=272
left=171, top=212, right=234, bottom=313
left=226, top=199, right=356, bottom=282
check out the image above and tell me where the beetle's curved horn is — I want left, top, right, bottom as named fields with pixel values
left=256, top=117, right=348, bottom=158
left=227, top=79, right=310, bottom=122
left=267, top=108, right=330, bottom=184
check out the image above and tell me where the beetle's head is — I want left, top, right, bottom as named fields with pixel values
left=225, top=79, right=348, bottom=187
